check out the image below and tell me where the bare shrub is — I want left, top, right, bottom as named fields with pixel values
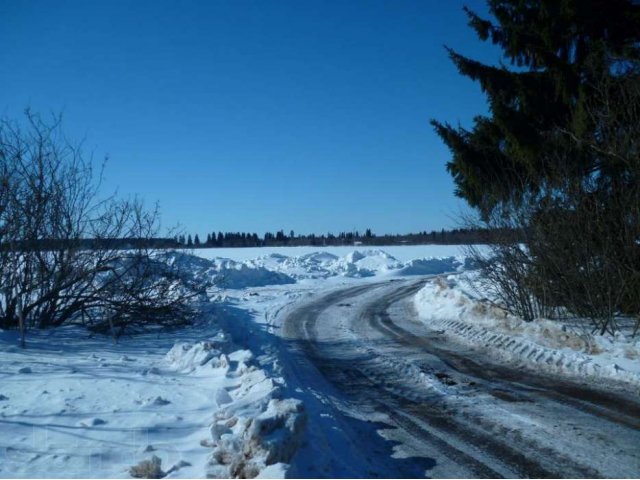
left=0, top=111, right=202, bottom=346
left=464, top=204, right=561, bottom=322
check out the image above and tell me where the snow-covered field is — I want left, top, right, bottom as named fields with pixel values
left=1, top=245, right=638, bottom=478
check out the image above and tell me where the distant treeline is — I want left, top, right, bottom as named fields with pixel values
left=174, top=228, right=519, bottom=248
left=0, top=228, right=520, bottom=252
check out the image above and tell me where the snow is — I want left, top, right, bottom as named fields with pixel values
left=414, top=273, right=640, bottom=389
left=0, top=310, right=301, bottom=478
left=191, top=244, right=468, bottom=263
left=242, top=248, right=465, bottom=280
left=2, top=244, right=639, bottom=478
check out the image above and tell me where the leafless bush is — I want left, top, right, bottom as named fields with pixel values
left=0, top=111, right=202, bottom=346
left=463, top=205, right=561, bottom=322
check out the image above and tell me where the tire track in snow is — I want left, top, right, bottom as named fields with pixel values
left=366, top=286, right=640, bottom=432
left=286, top=281, right=550, bottom=477
left=283, top=278, right=640, bottom=478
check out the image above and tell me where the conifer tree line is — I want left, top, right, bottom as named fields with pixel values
left=433, top=0, right=640, bottom=334
left=173, top=227, right=501, bottom=248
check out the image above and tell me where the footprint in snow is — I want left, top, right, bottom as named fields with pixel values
left=0, top=394, right=8, bottom=401
left=18, top=367, right=32, bottom=374
left=148, top=396, right=171, bottom=406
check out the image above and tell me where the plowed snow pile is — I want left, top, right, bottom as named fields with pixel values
left=244, top=249, right=465, bottom=280
left=414, top=274, right=640, bottom=388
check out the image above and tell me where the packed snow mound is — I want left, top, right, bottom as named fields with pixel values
left=294, top=252, right=341, bottom=273
left=164, top=248, right=472, bottom=287
left=245, top=249, right=462, bottom=279
left=414, top=275, right=640, bottom=389
left=158, top=251, right=296, bottom=289
left=246, top=252, right=342, bottom=279
left=163, top=338, right=306, bottom=478
left=335, top=250, right=402, bottom=277
left=161, top=250, right=214, bottom=271
left=300, top=251, right=339, bottom=263
left=207, top=398, right=306, bottom=478
left=165, top=336, right=230, bottom=372
left=397, top=256, right=462, bottom=276
left=215, top=264, right=295, bottom=289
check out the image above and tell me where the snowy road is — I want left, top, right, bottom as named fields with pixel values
left=281, top=278, right=640, bottom=478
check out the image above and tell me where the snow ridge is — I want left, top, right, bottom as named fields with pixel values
left=165, top=340, right=307, bottom=479
left=414, top=277, right=640, bottom=390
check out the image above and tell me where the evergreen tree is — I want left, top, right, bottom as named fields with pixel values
left=432, top=0, right=640, bottom=216
left=194, top=234, right=200, bottom=246
left=187, top=234, right=193, bottom=247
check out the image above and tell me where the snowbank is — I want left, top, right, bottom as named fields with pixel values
left=162, top=252, right=296, bottom=289
left=245, top=249, right=464, bottom=280
left=414, top=275, right=640, bottom=389
left=160, top=248, right=469, bottom=288
left=193, top=245, right=468, bottom=263
left=165, top=341, right=307, bottom=478
left=397, top=256, right=462, bottom=276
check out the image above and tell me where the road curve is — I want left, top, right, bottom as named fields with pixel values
left=281, top=278, right=640, bottom=478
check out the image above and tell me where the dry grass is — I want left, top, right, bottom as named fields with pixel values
left=129, top=455, right=165, bottom=479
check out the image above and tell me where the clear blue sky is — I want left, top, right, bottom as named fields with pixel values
left=0, top=0, right=501, bottom=237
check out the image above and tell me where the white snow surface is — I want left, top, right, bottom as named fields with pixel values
left=191, top=244, right=468, bottom=263
left=0, top=245, right=468, bottom=479
left=2, top=244, right=639, bottom=478
left=185, top=247, right=467, bottom=281
left=414, top=273, right=640, bottom=389
left=0, top=316, right=304, bottom=479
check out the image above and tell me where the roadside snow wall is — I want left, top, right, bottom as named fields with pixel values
left=414, top=275, right=640, bottom=391
left=165, top=340, right=307, bottom=479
